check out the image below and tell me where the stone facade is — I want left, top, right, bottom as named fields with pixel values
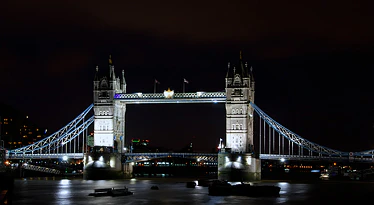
left=219, top=53, right=260, bottom=181
left=93, top=62, right=126, bottom=153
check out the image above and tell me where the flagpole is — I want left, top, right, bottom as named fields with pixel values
left=154, top=80, right=156, bottom=93
left=183, top=81, right=185, bottom=93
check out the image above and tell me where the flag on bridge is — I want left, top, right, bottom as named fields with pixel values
left=154, top=79, right=160, bottom=93
left=183, top=78, right=189, bottom=84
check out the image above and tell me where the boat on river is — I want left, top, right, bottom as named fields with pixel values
left=88, top=186, right=133, bottom=197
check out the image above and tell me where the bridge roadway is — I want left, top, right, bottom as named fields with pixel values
left=6, top=153, right=374, bottom=163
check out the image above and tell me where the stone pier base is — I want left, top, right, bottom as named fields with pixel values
left=218, top=152, right=261, bottom=182
left=83, top=153, right=126, bottom=180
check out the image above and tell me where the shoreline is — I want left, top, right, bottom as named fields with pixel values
left=13, top=176, right=374, bottom=184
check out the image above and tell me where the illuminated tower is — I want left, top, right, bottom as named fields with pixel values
left=225, top=51, right=255, bottom=153
left=93, top=56, right=126, bottom=152
left=218, top=51, right=261, bottom=181
left=85, top=56, right=127, bottom=179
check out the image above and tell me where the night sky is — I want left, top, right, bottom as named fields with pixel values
left=1, top=1, right=373, bottom=152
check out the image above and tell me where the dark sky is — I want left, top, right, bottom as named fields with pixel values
left=1, top=1, right=373, bottom=152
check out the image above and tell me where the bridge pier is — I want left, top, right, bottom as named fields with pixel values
left=218, top=151, right=261, bottom=182
left=220, top=53, right=260, bottom=182
left=123, top=162, right=134, bottom=178
left=83, top=152, right=124, bottom=180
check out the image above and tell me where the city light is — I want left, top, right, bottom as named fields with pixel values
left=62, top=156, right=68, bottom=161
left=280, top=158, right=285, bottom=162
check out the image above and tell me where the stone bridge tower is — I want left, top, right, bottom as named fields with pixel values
left=84, top=56, right=127, bottom=179
left=92, top=56, right=126, bottom=153
left=218, top=52, right=261, bottom=181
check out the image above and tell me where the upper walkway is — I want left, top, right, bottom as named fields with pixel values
left=114, top=92, right=226, bottom=104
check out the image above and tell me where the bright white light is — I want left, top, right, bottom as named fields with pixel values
left=62, top=156, right=68, bottom=161
left=197, top=92, right=204, bottom=97
left=246, top=156, right=252, bottom=165
left=99, top=156, right=104, bottom=162
left=237, top=156, right=242, bottom=162
left=110, top=158, right=115, bottom=168
left=280, top=158, right=285, bottom=162
left=137, top=92, right=143, bottom=97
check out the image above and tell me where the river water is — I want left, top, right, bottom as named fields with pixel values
left=12, top=178, right=374, bottom=204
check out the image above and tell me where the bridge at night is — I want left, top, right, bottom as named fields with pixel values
left=4, top=55, right=374, bottom=180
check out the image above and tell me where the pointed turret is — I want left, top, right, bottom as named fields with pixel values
left=111, top=65, right=116, bottom=82
left=122, top=69, right=127, bottom=93
left=109, top=55, right=113, bottom=78
left=239, top=51, right=249, bottom=78
left=226, top=62, right=234, bottom=78
left=94, top=66, right=100, bottom=81
left=249, top=66, right=254, bottom=82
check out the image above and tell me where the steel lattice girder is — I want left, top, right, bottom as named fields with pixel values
left=114, top=92, right=227, bottom=104
left=122, top=153, right=218, bottom=163
left=250, top=102, right=349, bottom=157
left=9, top=105, right=93, bottom=154
left=45, top=116, right=94, bottom=153
left=22, top=164, right=61, bottom=174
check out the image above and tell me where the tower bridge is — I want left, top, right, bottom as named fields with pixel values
left=4, top=54, right=374, bottom=179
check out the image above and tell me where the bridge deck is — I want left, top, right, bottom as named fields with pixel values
left=7, top=153, right=374, bottom=163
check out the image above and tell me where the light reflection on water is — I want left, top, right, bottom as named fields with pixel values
left=13, top=178, right=374, bottom=205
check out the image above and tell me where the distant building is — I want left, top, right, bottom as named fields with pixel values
left=131, top=139, right=151, bottom=153
left=19, top=115, right=47, bottom=147
left=132, top=139, right=149, bottom=146
left=0, top=115, right=47, bottom=149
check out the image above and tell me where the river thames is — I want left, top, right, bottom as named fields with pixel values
left=12, top=178, right=374, bottom=204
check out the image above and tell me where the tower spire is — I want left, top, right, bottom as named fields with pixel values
left=239, top=50, right=248, bottom=77
left=122, top=69, right=127, bottom=93
left=109, top=55, right=112, bottom=65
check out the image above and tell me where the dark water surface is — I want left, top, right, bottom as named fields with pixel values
left=12, top=178, right=374, bottom=204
